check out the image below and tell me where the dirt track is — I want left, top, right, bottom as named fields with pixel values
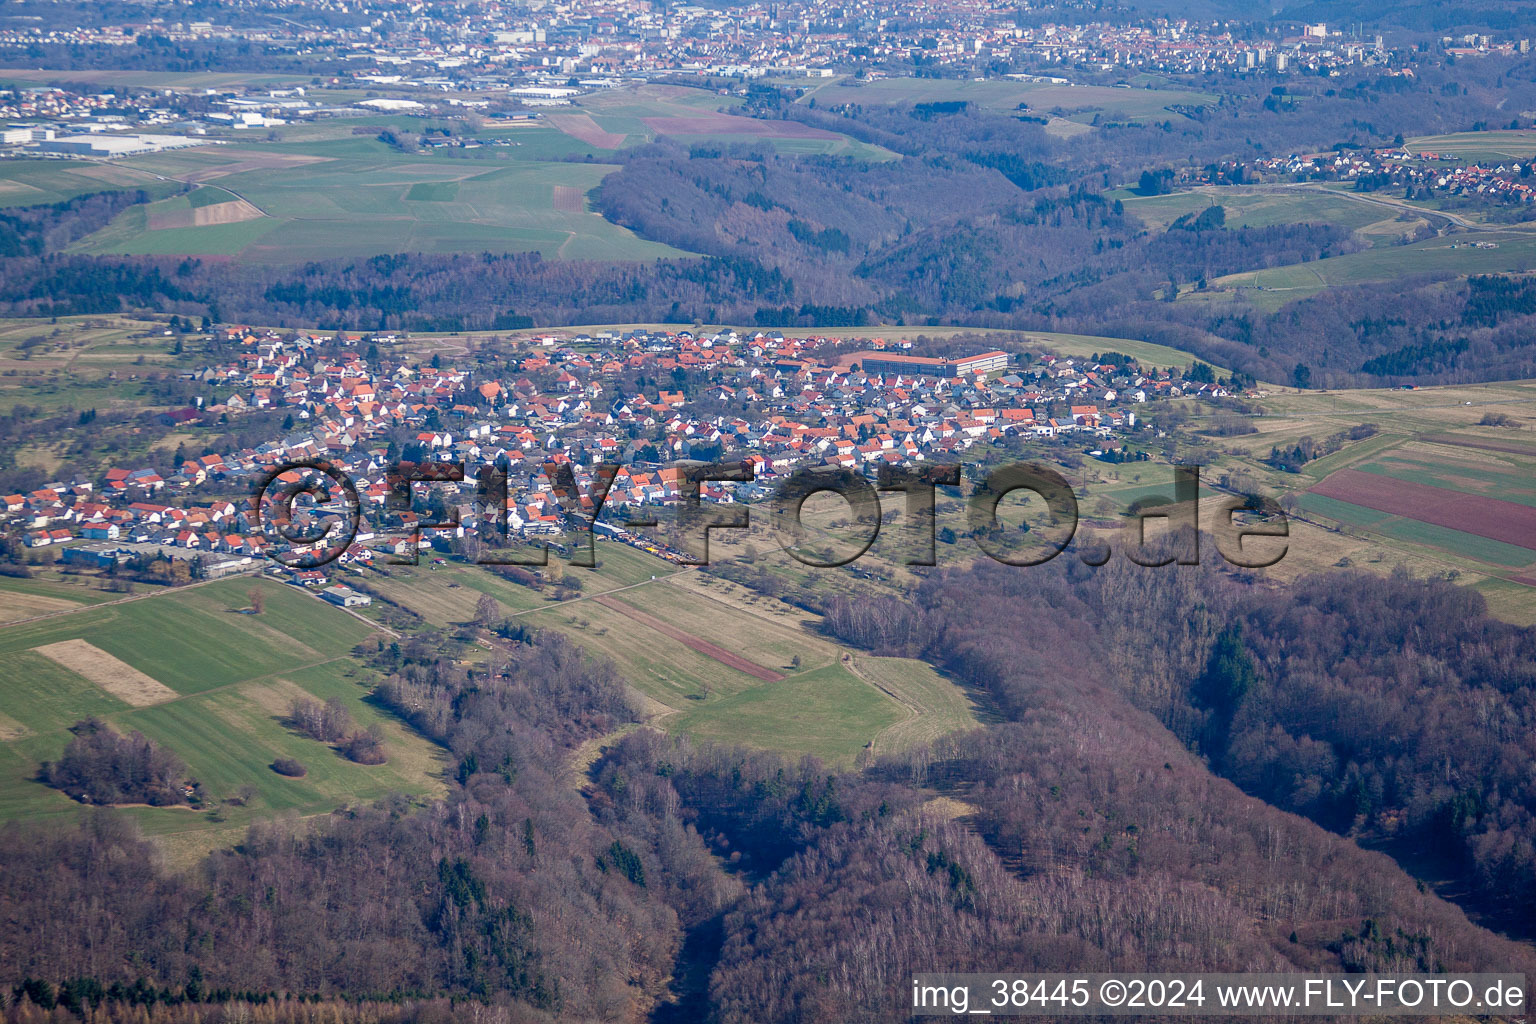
left=592, top=595, right=785, bottom=682
left=0, top=592, right=83, bottom=624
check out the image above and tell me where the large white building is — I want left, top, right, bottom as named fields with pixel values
left=35, top=133, right=208, bottom=157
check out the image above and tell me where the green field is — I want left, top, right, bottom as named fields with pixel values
left=1294, top=438, right=1536, bottom=570
left=0, top=159, right=186, bottom=207
left=1406, top=130, right=1536, bottom=162
left=66, top=139, right=689, bottom=261
left=361, top=540, right=670, bottom=625
left=853, top=655, right=989, bottom=754
left=1471, top=577, right=1536, bottom=627
left=1020, top=329, right=1221, bottom=372
left=362, top=544, right=979, bottom=765
left=1199, top=230, right=1536, bottom=311
left=1293, top=491, right=1394, bottom=527
left=666, top=661, right=903, bottom=764
left=1357, top=451, right=1536, bottom=507
left=0, top=577, right=446, bottom=858
left=1294, top=478, right=1536, bottom=570
left=801, top=75, right=1213, bottom=123
left=565, top=84, right=898, bottom=160
left=1101, top=479, right=1197, bottom=508
left=0, top=571, right=118, bottom=612
left=1120, top=187, right=1413, bottom=237
left=1369, top=517, right=1536, bottom=568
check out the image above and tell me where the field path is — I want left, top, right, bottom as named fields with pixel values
left=501, top=565, right=697, bottom=619
left=304, top=587, right=400, bottom=638
left=564, top=721, right=644, bottom=788
left=80, top=155, right=273, bottom=217
left=844, top=654, right=919, bottom=757
left=564, top=691, right=684, bottom=789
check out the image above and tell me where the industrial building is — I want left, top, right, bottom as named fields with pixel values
left=34, top=134, right=209, bottom=157
left=835, top=350, right=1011, bottom=379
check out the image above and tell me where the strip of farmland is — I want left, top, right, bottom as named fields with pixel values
left=1419, top=433, right=1536, bottom=458
left=1309, top=468, right=1536, bottom=550
left=591, top=594, right=785, bottom=682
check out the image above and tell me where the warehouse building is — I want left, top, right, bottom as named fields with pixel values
left=835, top=350, right=1010, bottom=378
left=35, top=134, right=208, bottom=157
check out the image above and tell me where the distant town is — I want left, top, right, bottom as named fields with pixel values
left=4, top=7, right=1491, bottom=89
left=2, top=0, right=1529, bottom=166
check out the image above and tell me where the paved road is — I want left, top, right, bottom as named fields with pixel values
left=1280, top=181, right=1482, bottom=230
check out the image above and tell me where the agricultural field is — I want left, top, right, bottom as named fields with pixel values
left=362, top=540, right=979, bottom=765
left=0, top=158, right=185, bottom=207
left=1303, top=441, right=1536, bottom=568
left=850, top=655, right=990, bottom=755
left=561, top=84, right=897, bottom=159
left=0, top=315, right=187, bottom=414
left=66, top=137, right=689, bottom=261
left=0, top=576, right=447, bottom=862
left=1310, top=468, right=1536, bottom=560
left=664, top=661, right=902, bottom=764
left=1405, top=129, right=1536, bottom=162
left=0, top=573, right=116, bottom=624
left=0, top=68, right=316, bottom=91
left=1195, top=230, right=1536, bottom=311
left=801, top=74, right=1214, bottom=124
left=1119, top=185, right=1424, bottom=240
left=1163, top=376, right=1536, bottom=619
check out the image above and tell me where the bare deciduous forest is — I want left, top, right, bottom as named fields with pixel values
left=3, top=559, right=1534, bottom=1023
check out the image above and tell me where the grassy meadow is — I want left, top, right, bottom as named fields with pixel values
left=0, top=577, right=447, bottom=863
left=1119, top=186, right=1420, bottom=236
left=64, top=137, right=689, bottom=261
left=565, top=85, right=897, bottom=159
left=360, top=539, right=979, bottom=765
left=1196, top=230, right=1536, bottom=311
left=799, top=75, right=1214, bottom=125
left=1405, top=129, right=1536, bottom=162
